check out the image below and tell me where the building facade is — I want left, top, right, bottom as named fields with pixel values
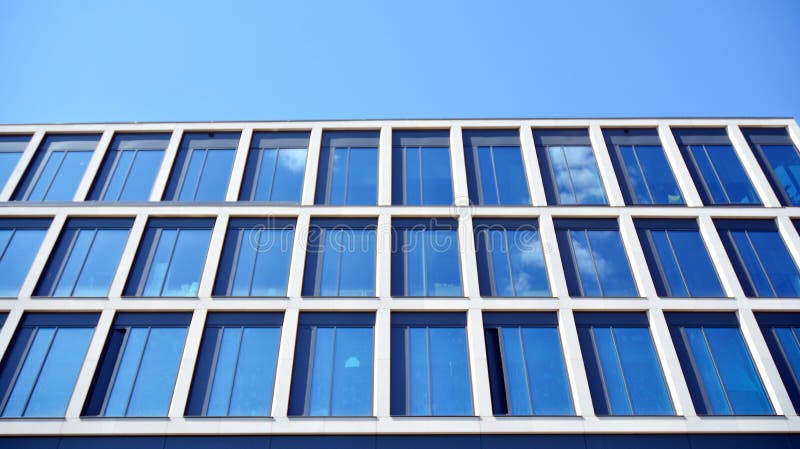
left=0, top=118, right=799, bottom=448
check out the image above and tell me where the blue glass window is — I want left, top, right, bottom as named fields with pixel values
left=391, top=313, right=473, bottom=416
left=576, top=313, right=673, bottom=416
left=0, top=135, right=30, bottom=191
left=483, top=313, right=573, bottom=415
left=534, top=129, right=607, bottom=205
left=635, top=219, right=724, bottom=297
left=463, top=130, right=530, bottom=205
left=673, top=128, right=760, bottom=205
left=473, top=219, right=550, bottom=297
left=289, top=313, right=374, bottom=416
left=303, top=219, right=376, bottom=297
left=13, top=134, right=100, bottom=202
left=186, top=313, right=282, bottom=416
left=83, top=313, right=190, bottom=417
left=742, top=127, right=800, bottom=206
left=88, top=133, right=169, bottom=202
left=716, top=220, right=800, bottom=298
left=0, top=313, right=97, bottom=417
left=391, top=218, right=462, bottom=297
left=756, top=313, right=800, bottom=413
left=163, top=132, right=239, bottom=202
left=239, top=132, right=308, bottom=203
left=0, top=219, right=49, bottom=297
left=315, top=131, right=378, bottom=205
left=124, top=218, right=214, bottom=297
left=392, top=130, right=453, bottom=205
left=666, top=313, right=773, bottom=415
left=555, top=219, right=638, bottom=297
left=604, top=129, right=683, bottom=205
left=35, top=218, right=132, bottom=297
left=213, top=218, right=295, bottom=297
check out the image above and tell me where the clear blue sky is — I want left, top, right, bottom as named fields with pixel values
left=1, top=0, right=798, bottom=123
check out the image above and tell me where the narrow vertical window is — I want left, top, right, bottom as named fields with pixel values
left=576, top=313, right=674, bottom=416
left=391, top=218, right=462, bottom=297
left=239, top=131, right=309, bottom=203
left=483, top=312, right=573, bottom=415
left=163, top=132, right=239, bottom=202
left=0, top=135, right=30, bottom=191
left=603, top=128, right=683, bottom=205
left=13, top=134, right=100, bottom=202
left=186, top=313, right=283, bottom=416
left=473, top=219, right=550, bottom=297
left=315, top=131, right=378, bottom=205
left=0, top=313, right=97, bottom=417
left=124, top=218, right=214, bottom=297
left=289, top=313, right=374, bottom=416
left=666, top=313, right=773, bottom=415
left=35, top=218, right=132, bottom=297
left=88, top=133, right=169, bottom=202
left=715, top=219, right=800, bottom=298
left=554, top=219, right=638, bottom=297
left=756, top=313, right=800, bottom=413
left=673, top=128, right=761, bottom=205
left=635, top=219, right=724, bottom=297
left=83, top=313, right=190, bottom=417
left=742, top=127, right=800, bottom=206
left=0, top=219, right=50, bottom=297
left=302, top=219, right=376, bottom=297
left=463, top=130, right=530, bottom=205
left=213, top=218, right=295, bottom=297
left=391, top=313, right=473, bottom=416
left=392, top=130, right=453, bottom=205
left=534, top=129, right=607, bottom=205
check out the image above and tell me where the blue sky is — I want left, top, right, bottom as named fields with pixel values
left=0, top=0, right=798, bottom=123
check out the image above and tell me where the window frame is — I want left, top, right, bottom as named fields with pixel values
left=741, top=127, right=800, bottom=207
left=239, top=131, right=310, bottom=203
left=391, top=130, right=453, bottom=206
left=391, top=218, right=463, bottom=297
left=755, top=313, right=800, bottom=414
left=0, top=218, right=51, bottom=298
left=162, top=132, right=240, bottom=202
left=88, top=133, right=170, bottom=202
left=533, top=129, right=608, bottom=206
left=314, top=131, right=379, bottom=206
left=0, top=134, right=31, bottom=192
left=463, top=129, right=531, bottom=206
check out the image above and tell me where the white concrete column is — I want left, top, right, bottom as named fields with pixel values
left=301, top=127, right=322, bottom=206
left=658, top=123, right=704, bottom=207
left=378, top=126, right=392, bottom=206
left=450, top=125, right=470, bottom=206
left=539, top=214, right=568, bottom=299
left=458, top=213, right=481, bottom=298
left=197, top=214, right=229, bottom=299
left=375, top=214, right=392, bottom=298
left=225, top=128, right=253, bottom=201
left=0, top=130, right=44, bottom=201
left=169, top=308, right=207, bottom=417
left=727, top=124, right=781, bottom=207
left=520, top=126, right=548, bottom=206
left=73, top=129, right=114, bottom=201
left=271, top=306, right=299, bottom=417
left=558, top=308, right=594, bottom=417
left=65, top=309, right=115, bottom=417
left=108, top=213, right=149, bottom=299
left=618, top=215, right=655, bottom=298
left=589, top=125, right=625, bottom=206
left=698, top=215, right=744, bottom=298
left=776, top=216, right=800, bottom=272
left=374, top=306, right=391, bottom=417
left=286, top=213, right=310, bottom=298
left=648, top=308, right=696, bottom=417
left=17, top=213, right=67, bottom=299
left=0, top=310, right=23, bottom=368
left=467, top=308, right=492, bottom=417
left=149, top=128, right=183, bottom=201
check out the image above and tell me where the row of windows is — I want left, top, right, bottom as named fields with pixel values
left=0, top=310, right=797, bottom=419
left=2, top=127, right=799, bottom=207
left=2, top=216, right=800, bottom=299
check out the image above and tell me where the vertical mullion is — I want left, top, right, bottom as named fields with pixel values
left=327, top=327, right=338, bottom=415
left=489, top=146, right=502, bottom=204
left=425, top=327, right=433, bottom=416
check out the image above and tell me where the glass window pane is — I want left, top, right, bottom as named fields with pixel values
left=142, top=229, right=178, bottom=296
left=0, top=229, right=47, bottom=297
left=429, top=327, right=472, bottom=415
left=206, top=327, right=243, bottom=416
left=706, top=145, right=760, bottom=204
left=230, top=231, right=258, bottom=296
left=613, top=327, right=673, bottom=415
left=308, top=327, right=335, bottom=416
left=683, top=327, right=732, bottom=415
left=159, top=229, right=211, bottom=296
left=421, top=147, right=452, bottom=205
left=271, top=148, right=306, bottom=203
left=748, top=231, right=800, bottom=297
left=587, top=230, right=638, bottom=297
left=252, top=149, right=278, bottom=201
left=250, top=229, right=293, bottom=296
left=0, top=152, right=22, bottom=191
left=731, top=231, right=775, bottom=297
left=548, top=146, right=576, bottom=204
left=330, top=327, right=373, bottom=416
left=491, top=147, right=528, bottom=205
left=521, top=327, right=573, bottom=415
left=619, top=145, right=650, bottom=204
left=563, top=146, right=607, bottom=204
left=71, top=229, right=128, bottom=296
left=27, top=151, right=65, bottom=201
left=194, top=149, right=234, bottom=201
left=125, top=327, right=187, bottom=416
left=102, top=151, right=135, bottom=201
left=2, top=328, right=56, bottom=416
left=228, top=327, right=280, bottom=416
left=508, top=228, right=550, bottom=296
left=425, top=230, right=462, bottom=296
left=105, top=328, right=148, bottom=416
left=635, top=145, right=683, bottom=204
left=477, top=147, right=499, bottom=204
left=405, top=230, right=426, bottom=296
left=42, top=151, right=92, bottom=201
left=649, top=230, right=689, bottom=297
left=178, top=150, right=206, bottom=201
left=569, top=230, right=602, bottom=296
left=329, top=149, right=348, bottom=204
left=761, top=145, right=800, bottom=205
left=488, top=229, right=514, bottom=296
left=500, top=327, right=533, bottom=415
left=118, top=151, right=162, bottom=201
left=403, top=147, right=422, bottom=205
left=346, top=148, right=378, bottom=205
left=774, top=327, right=800, bottom=387
left=592, top=326, right=633, bottom=415
left=668, top=230, right=724, bottom=297
left=337, top=230, right=376, bottom=296
left=52, top=230, right=96, bottom=296
left=408, top=327, right=431, bottom=415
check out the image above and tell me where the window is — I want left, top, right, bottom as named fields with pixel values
left=0, top=219, right=49, bottom=297
left=554, top=219, right=638, bottom=297
left=34, top=218, right=132, bottom=297
left=0, top=135, right=30, bottom=191
left=635, top=219, right=724, bottom=297
left=473, top=219, right=550, bottom=297
left=289, top=313, right=374, bottom=416
left=88, top=133, right=169, bottom=202
left=163, top=132, right=239, bottom=202
left=463, top=130, right=530, bottom=205
left=715, top=219, right=800, bottom=298
left=13, top=134, right=100, bottom=202
left=186, top=313, right=282, bottom=416
left=392, top=130, right=453, bottom=205
left=534, top=129, right=607, bottom=205
left=391, top=218, right=462, bottom=297
left=213, top=218, right=295, bottom=297
left=483, top=313, right=573, bottom=415
left=83, top=313, right=190, bottom=417
left=302, top=219, right=376, bottom=296
left=603, top=128, right=683, bottom=205
left=576, top=313, right=673, bottom=416
left=391, top=313, right=472, bottom=416
left=0, top=313, right=97, bottom=417
left=666, top=313, right=773, bottom=415
left=124, top=218, right=214, bottom=297
left=239, top=132, right=308, bottom=203
left=315, top=131, right=378, bottom=205
left=756, top=313, right=800, bottom=413
left=742, top=127, right=800, bottom=206
left=673, top=128, right=761, bottom=205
